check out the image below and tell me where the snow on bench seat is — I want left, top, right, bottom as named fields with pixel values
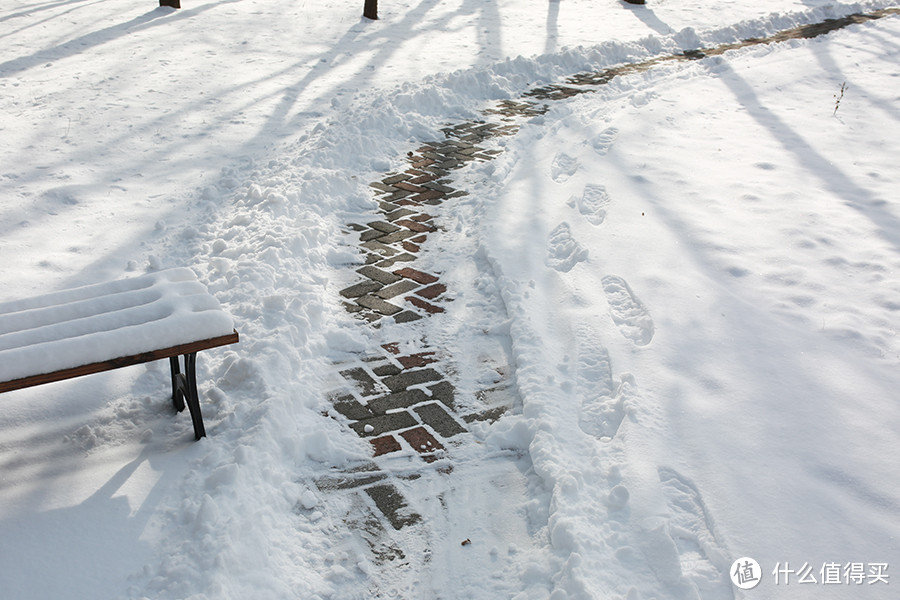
left=0, top=268, right=238, bottom=439
left=0, top=268, right=234, bottom=384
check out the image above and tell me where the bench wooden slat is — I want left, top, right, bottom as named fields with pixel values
left=0, top=330, right=239, bottom=394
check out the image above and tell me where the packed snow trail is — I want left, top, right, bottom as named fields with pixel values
left=2, top=3, right=900, bottom=599
left=317, top=108, right=554, bottom=599
left=317, top=8, right=900, bottom=598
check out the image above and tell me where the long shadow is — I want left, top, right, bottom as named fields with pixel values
left=545, top=0, right=559, bottom=55
left=461, top=0, right=503, bottom=65
left=810, top=22, right=900, bottom=125
left=0, top=0, right=94, bottom=25
left=0, top=1, right=248, bottom=245
left=0, top=1, right=236, bottom=76
left=0, top=0, right=106, bottom=43
left=1, top=1, right=475, bottom=291
left=246, top=0, right=448, bottom=150
left=238, top=17, right=371, bottom=151
left=114, top=0, right=445, bottom=169
left=623, top=2, right=674, bottom=36
left=710, top=59, right=900, bottom=257
left=0, top=0, right=500, bottom=245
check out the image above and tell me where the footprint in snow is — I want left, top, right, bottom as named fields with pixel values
left=655, top=467, right=734, bottom=599
left=573, top=325, right=634, bottom=441
left=591, top=126, right=618, bottom=156
left=568, top=183, right=610, bottom=226
left=546, top=223, right=589, bottom=272
left=601, top=275, right=654, bottom=346
left=631, top=91, right=658, bottom=108
left=580, top=373, right=638, bottom=441
left=550, top=152, right=579, bottom=182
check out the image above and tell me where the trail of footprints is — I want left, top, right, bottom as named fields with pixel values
left=324, top=84, right=658, bottom=562
left=317, top=13, right=900, bottom=591
left=317, top=34, right=752, bottom=593
left=547, top=130, right=655, bottom=349
left=549, top=86, right=730, bottom=598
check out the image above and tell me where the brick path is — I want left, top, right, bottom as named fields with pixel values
left=322, top=121, right=522, bottom=537
left=317, top=6, right=898, bottom=568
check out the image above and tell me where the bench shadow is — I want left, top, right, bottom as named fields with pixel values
left=0, top=443, right=177, bottom=598
left=0, top=368, right=197, bottom=597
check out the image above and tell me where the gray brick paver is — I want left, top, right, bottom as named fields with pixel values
left=382, top=368, right=443, bottom=392
left=414, top=403, right=466, bottom=438
left=382, top=174, right=412, bottom=185
left=368, top=388, right=430, bottom=414
left=351, top=411, right=418, bottom=437
left=357, top=265, right=403, bottom=285
left=374, top=279, right=421, bottom=300
left=356, top=294, right=403, bottom=316
left=375, top=229, right=418, bottom=245
left=368, top=221, right=401, bottom=233
left=340, top=280, right=383, bottom=298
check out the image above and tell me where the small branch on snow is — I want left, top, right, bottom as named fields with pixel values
left=833, top=81, right=847, bottom=115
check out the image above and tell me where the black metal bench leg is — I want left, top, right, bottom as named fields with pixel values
left=169, top=356, right=185, bottom=412
left=169, top=353, right=206, bottom=440
left=183, top=353, right=206, bottom=440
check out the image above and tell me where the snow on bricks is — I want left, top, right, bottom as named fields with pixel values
left=326, top=107, right=534, bottom=536
left=323, top=19, right=895, bottom=542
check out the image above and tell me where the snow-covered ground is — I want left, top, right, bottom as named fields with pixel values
left=2, top=1, right=899, bottom=598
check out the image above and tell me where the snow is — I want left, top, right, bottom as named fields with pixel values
left=0, top=268, right=234, bottom=381
left=453, top=21, right=900, bottom=596
left=2, top=0, right=900, bottom=599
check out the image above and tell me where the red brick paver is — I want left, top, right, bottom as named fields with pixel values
left=371, top=435, right=403, bottom=456
left=405, top=295, right=444, bottom=314
left=394, top=267, right=439, bottom=285
left=416, top=283, right=446, bottom=300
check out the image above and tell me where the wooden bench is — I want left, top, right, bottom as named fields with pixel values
left=0, top=268, right=239, bottom=440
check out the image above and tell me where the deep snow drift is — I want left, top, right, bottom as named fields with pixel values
left=1, top=1, right=899, bottom=599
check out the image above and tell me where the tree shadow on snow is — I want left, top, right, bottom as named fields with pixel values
left=0, top=2, right=236, bottom=76
left=0, top=0, right=107, bottom=39
left=709, top=58, right=900, bottom=257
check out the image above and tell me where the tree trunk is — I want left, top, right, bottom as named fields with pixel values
left=363, top=0, right=378, bottom=20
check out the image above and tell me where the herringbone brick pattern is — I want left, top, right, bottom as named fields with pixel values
left=318, top=7, right=900, bottom=551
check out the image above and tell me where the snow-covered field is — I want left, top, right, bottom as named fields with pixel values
left=2, top=1, right=899, bottom=598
